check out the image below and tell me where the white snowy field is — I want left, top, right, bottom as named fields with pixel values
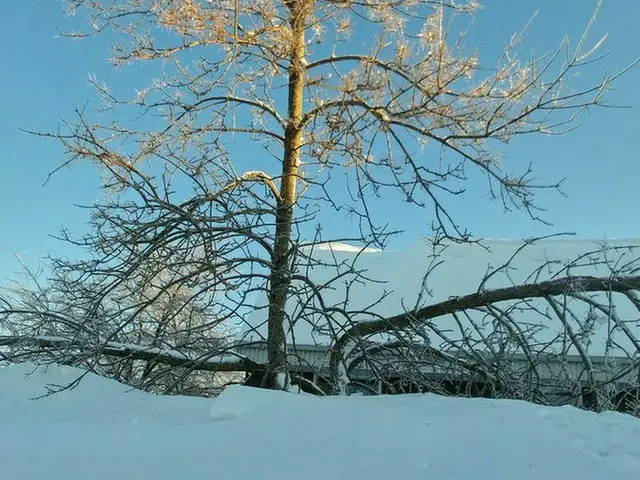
left=1, top=363, right=640, bottom=479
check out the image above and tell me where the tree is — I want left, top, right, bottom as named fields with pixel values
left=3, top=0, right=637, bottom=394
left=0, top=246, right=245, bottom=396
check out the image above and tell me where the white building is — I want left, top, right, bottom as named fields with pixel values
left=237, top=238, right=640, bottom=411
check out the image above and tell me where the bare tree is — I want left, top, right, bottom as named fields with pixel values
left=2, top=0, right=637, bottom=395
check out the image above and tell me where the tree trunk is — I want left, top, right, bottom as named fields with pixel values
left=262, top=0, right=307, bottom=390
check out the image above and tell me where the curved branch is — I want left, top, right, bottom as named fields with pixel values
left=301, top=98, right=382, bottom=127
left=183, top=95, right=285, bottom=127
left=306, top=55, right=414, bottom=85
left=191, top=170, right=282, bottom=204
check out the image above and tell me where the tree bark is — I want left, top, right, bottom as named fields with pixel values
left=262, top=0, right=307, bottom=389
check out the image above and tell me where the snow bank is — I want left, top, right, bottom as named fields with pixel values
left=1, top=363, right=640, bottom=479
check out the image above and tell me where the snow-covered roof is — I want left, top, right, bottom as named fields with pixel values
left=239, top=238, right=640, bottom=357
left=300, top=241, right=382, bottom=253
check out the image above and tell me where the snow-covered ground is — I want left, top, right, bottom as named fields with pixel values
left=2, top=363, right=640, bottom=479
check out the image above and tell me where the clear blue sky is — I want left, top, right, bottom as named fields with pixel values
left=1, top=1, right=639, bottom=280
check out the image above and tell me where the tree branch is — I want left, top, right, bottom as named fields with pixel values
left=0, top=336, right=261, bottom=373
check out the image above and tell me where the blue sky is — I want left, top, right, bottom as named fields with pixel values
left=1, top=0, right=639, bottom=280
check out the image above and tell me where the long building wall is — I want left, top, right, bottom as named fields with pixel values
left=238, top=344, right=640, bottom=414
left=238, top=344, right=640, bottom=386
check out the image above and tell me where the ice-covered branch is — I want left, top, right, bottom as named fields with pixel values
left=0, top=335, right=261, bottom=373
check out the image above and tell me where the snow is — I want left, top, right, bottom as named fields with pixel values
left=301, top=241, right=382, bottom=253
left=241, top=237, right=640, bottom=356
left=2, top=362, right=640, bottom=479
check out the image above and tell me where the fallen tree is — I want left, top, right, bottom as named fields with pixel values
left=329, top=266, right=640, bottom=397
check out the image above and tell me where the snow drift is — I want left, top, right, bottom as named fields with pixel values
left=1, top=363, right=640, bottom=479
